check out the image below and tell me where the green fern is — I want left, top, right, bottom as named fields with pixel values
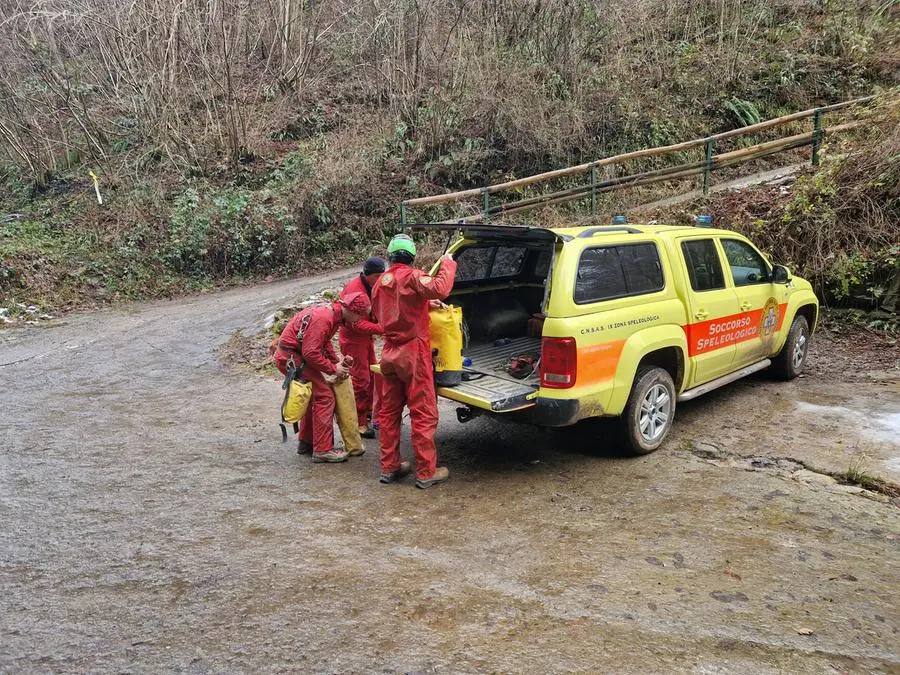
left=724, top=97, right=763, bottom=128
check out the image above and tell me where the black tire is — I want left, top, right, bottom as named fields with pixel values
left=618, top=366, right=676, bottom=456
left=771, top=315, right=810, bottom=380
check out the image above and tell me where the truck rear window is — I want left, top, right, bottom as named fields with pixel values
left=574, top=243, right=664, bottom=304
left=455, top=246, right=527, bottom=282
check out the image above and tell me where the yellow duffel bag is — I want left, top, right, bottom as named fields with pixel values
left=429, top=304, right=464, bottom=386
left=333, top=377, right=363, bottom=454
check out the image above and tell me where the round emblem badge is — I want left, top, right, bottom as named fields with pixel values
left=760, top=297, right=779, bottom=339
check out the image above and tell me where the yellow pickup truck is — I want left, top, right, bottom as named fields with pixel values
left=420, top=222, right=818, bottom=454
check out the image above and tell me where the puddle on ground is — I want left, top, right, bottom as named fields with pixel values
left=795, top=401, right=900, bottom=447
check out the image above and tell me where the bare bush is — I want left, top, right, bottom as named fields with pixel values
left=0, top=0, right=339, bottom=179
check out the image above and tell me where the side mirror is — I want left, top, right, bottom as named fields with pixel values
left=772, top=265, right=792, bottom=284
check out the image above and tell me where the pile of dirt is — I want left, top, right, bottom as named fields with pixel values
left=219, top=289, right=344, bottom=372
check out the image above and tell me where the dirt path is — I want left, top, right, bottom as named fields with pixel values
left=1, top=274, right=898, bottom=673
left=633, top=163, right=806, bottom=214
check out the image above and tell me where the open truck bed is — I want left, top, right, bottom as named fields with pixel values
left=436, top=337, right=541, bottom=413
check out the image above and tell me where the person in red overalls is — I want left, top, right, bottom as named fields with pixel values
left=339, top=257, right=387, bottom=439
left=372, top=234, right=457, bottom=488
left=272, top=292, right=371, bottom=463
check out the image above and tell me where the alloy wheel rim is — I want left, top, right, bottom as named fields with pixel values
left=639, top=384, right=671, bottom=443
left=792, top=332, right=808, bottom=370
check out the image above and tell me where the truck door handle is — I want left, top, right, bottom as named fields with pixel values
left=695, top=309, right=708, bottom=320
left=740, top=302, right=752, bottom=311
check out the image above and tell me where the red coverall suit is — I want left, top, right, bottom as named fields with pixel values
left=339, top=275, right=383, bottom=427
left=273, top=303, right=344, bottom=454
left=371, top=258, right=457, bottom=481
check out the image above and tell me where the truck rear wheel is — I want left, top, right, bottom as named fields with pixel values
left=619, top=366, right=676, bottom=455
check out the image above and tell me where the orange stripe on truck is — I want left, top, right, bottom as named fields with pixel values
left=578, top=339, right=626, bottom=383
left=684, top=303, right=787, bottom=357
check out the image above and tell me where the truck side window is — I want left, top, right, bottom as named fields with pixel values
left=681, top=239, right=725, bottom=291
left=721, top=239, right=770, bottom=286
left=574, top=243, right=663, bottom=304
left=619, top=244, right=664, bottom=295
left=533, top=250, right=551, bottom=278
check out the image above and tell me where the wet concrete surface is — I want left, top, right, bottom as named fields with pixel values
left=1, top=272, right=899, bottom=673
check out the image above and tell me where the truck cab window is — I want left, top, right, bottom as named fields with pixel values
left=533, top=250, right=551, bottom=278
left=681, top=239, right=725, bottom=291
left=721, top=239, right=770, bottom=286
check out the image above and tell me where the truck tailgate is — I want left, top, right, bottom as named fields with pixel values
left=438, top=338, right=541, bottom=412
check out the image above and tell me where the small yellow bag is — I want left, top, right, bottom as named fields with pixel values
left=282, top=379, right=312, bottom=423
left=333, top=377, right=363, bottom=454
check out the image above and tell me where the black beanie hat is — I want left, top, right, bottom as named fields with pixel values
left=363, top=256, right=387, bottom=275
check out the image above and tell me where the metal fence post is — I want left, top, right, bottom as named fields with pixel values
left=702, top=139, right=714, bottom=196
left=590, top=163, right=597, bottom=216
left=481, top=187, right=491, bottom=223
left=400, top=201, right=407, bottom=226
left=812, top=109, right=823, bottom=166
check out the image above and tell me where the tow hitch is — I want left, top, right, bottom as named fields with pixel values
left=456, top=406, right=483, bottom=424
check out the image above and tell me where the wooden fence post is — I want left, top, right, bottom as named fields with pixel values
left=481, top=188, right=491, bottom=223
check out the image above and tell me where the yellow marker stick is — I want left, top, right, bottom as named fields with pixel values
left=88, top=170, right=103, bottom=205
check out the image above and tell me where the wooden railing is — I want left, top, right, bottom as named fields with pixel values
left=399, top=96, right=875, bottom=225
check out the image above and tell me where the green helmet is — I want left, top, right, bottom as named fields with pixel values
left=387, top=233, right=417, bottom=257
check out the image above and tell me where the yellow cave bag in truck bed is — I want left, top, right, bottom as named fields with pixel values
left=429, top=304, right=464, bottom=386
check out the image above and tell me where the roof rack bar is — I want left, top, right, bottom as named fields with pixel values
left=577, top=226, right=641, bottom=237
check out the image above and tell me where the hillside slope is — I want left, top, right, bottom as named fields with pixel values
left=0, top=0, right=897, bottom=314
